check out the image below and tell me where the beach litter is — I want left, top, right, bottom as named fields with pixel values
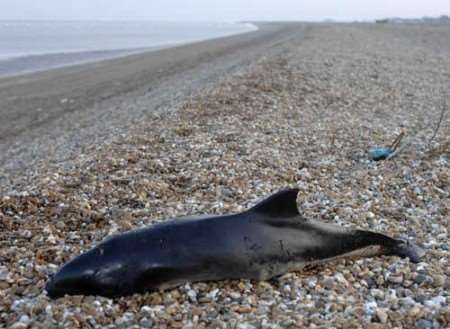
left=369, top=131, right=404, bottom=161
left=368, top=147, right=394, bottom=161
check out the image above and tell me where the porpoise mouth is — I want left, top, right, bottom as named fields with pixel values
left=45, top=269, right=97, bottom=299
left=45, top=276, right=61, bottom=298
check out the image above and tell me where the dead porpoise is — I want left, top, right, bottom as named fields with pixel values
left=46, top=188, right=424, bottom=298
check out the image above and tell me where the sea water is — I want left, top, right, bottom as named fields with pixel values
left=0, top=20, right=257, bottom=76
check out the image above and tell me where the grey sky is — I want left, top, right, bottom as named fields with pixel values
left=1, top=0, right=449, bottom=21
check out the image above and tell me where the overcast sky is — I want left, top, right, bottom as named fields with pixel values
left=1, top=0, right=449, bottom=22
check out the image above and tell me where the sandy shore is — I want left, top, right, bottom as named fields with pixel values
left=1, top=23, right=449, bottom=328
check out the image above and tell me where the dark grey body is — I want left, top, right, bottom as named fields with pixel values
left=46, top=189, right=424, bottom=298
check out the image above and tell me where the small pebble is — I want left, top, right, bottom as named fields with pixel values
left=415, top=319, right=433, bottom=329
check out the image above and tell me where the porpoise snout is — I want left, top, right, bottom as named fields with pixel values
left=45, top=276, right=56, bottom=297
left=45, top=254, right=98, bottom=298
left=45, top=275, right=66, bottom=299
left=45, top=269, right=90, bottom=298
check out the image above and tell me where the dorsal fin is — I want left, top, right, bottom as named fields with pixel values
left=249, top=188, right=300, bottom=218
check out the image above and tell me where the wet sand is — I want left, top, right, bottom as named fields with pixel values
left=0, top=47, right=158, bottom=78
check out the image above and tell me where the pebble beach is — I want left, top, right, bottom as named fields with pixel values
left=1, top=23, right=449, bottom=328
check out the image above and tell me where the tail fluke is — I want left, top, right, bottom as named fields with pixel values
left=388, top=240, right=425, bottom=263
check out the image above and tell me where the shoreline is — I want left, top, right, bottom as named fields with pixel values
left=0, top=22, right=258, bottom=78
left=0, top=22, right=298, bottom=192
left=0, top=47, right=162, bottom=78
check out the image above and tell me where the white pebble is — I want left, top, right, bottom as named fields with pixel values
left=424, top=296, right=446, bottom=308
left=364, top=301, right=378, bottom=315
left=187, top=289, right=197, bottom=302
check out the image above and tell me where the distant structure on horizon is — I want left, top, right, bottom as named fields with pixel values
left=375, top=15, right=450, bottom=24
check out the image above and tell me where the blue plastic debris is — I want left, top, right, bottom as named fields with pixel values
left=368, top=147, right=394, bottom=161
